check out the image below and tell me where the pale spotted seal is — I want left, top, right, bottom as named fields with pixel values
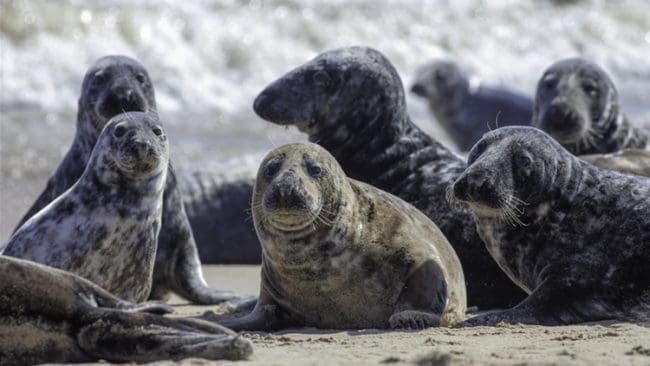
left=411, top=59, right=533, bottom=151
left=0, top=256, right=252, bottom=364
left=531, top=58, right=648, bottom=155
left=3, top=112, right=168, bottom=302
left=451, top=126, right=650, bottom=325
left=13, top=55, right=240, bottom=304
left=211, top=142, right=466, bottom=330
left=253, top=46, right=526, bottom=309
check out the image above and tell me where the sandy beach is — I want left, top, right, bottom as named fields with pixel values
left=42, top=265, right=647, bottom=366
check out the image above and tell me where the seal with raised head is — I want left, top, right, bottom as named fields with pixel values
left=411, top=59, right=533, bottom=151
left=3, top=112, right=168, bottom=303
left=211, top=142, right=466, bottom=330
left=13, top=55, right=241, bottom=304
left=451, top=126, right=650, bottom=326
left=531, top=57, right=648, bottom=155
left=0, top=256, right=252, bottom=364
left=253, top=46, right=525, bottom=309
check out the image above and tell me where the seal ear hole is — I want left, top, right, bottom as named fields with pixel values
left=113, top=124, right=128, bottom=138
left=313, top=71, right=331, bottom=87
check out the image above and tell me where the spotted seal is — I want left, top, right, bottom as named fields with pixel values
left=3, top=112, right=168, bottom=302
left=451, top=126, right=650, bottom=325
left=210, top=142, right=465, bottom=330
left=531, top=57, right=648, bottom=155
left=0, top=256, right=252, bottom=364
left=12, top=55, right=240, bottom=304
left=411, top=59, right=533, bottom=151
left=253, top=46, right=525, bottom=309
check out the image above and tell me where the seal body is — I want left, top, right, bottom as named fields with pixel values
left=580, top=149, right=650, bottom=177
left=531, top=57, right=648, bottom=155
left=253, top=46, right=525, bottom=309
left=411, top=60, right=533, bottom=151
left=13, top=55, right=240, bottom=304
left=451, top=126, right=650, bottom=326
left=0, top=256, right=252, bottom=365
left=215, top=143, right=466, bottom=330
left=3, top=112, right=168, bottom=302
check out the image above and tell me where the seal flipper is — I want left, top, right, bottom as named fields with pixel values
left=201, top=291, right=293, bottom=331
left=78, top=311, right=253, bottom=362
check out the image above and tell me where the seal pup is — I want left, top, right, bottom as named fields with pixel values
left=13, top=55, right=240, bottom=304
left=253, top=46, right=525, bottom=309
left=451, top=126, right=650, bottom=326
left=0, top=256, right=252, bottom=364
left=3, top=112, right=168, bottom=302
left=211, top=143, right=465, bottom=330
left=531, top=57, right=648, bottom=155
left=411, top=59, right=533, bottom=151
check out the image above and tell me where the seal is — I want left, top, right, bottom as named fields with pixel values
left=210, top=142, right=466, bottom=330
left=411, top=59, right=533, bottom=151
left=531, top=57, right=649, bottom=155
left=12, top=55, right=241, bottom=304
left=3, top=112, right=168, bottom=303
left=0, top=256, right=253, bottom=364
left=253, top=46, right=526, bottom=309
left=580, top=148, right=650, bottom=177
left=451, top=126, right=650, bottom=326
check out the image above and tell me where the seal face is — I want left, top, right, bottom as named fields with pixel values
left=253, top=46, right=525, bottom=309
left=531, top=58, right=648, bottom=155
left=14, top=55, right=241, bottom=305
left=451, top=126, right=650, bottom=325
left=0, top=256, right=253, bottom=364
left=3, top=112, right=169, bottom=303
left=216, top=142, right=466, bottom=330
left=411, top=59, right=533, bottom=151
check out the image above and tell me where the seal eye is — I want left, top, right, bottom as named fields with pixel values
left=264, top=160, right=281, bottom=181
left=513, top=153, right=533, bottom=178
left=542, top=74, right=557, bottom=88
left=306, top=163, right=323, bottom=178
left=92, top=72, right=108, bottom=87
left=152, top=127, right=163, bottom=136
left=313, top=71, right=331, bottom=87
left=582, top=83, right=598, bottom=98
left=434, top=70, right=447, bottom=84
left=467, top=141, right=487, bottom=165
left=135, top=73, right=147, bottom=84
left=113, top=124, right=127, bottom=138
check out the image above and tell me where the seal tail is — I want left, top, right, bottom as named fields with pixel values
left=77, top=310, right=253, bottom=362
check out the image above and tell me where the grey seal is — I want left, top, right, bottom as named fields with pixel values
left=212, top=142, right=466, bottom=330
left=13, top=55, right=240, bottom=304
left=580, top=149, right=650, bottom=177
left=451, top=126, right=650, bottom=326
left=3, top=112, right=168, bottom=303
left=411, top=59, right=533, bottom=151
left=0, top=256, right=252, bottom=365
left=531, top=57, right=648, bottom=155
left=253, top=46, right=525, bottom=309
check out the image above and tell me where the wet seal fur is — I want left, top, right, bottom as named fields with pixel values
left=3, top=113, right=168, bottom=302
left=253, top=46, right=525, bottom=309
left=12, top=55, right=240, bottom=304
left=411, top=59, right=533, bottom=151
left=531, top=57, right=648, bottom=155
left=0, top=256, right=252, bottom=365
left=210, top=142, right=466, bottom=330
left=451, top=126, right=650, bottom=326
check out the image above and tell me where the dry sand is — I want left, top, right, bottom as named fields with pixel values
left=48, top=265, right=648, bottom=366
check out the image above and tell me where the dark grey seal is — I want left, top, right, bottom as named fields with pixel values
left=411, top=59, right=533, bottom=151
left=12, top=55, right=240, bottom=304
left=252, top=46, right=526, bottom=310
left=451, top=126, right=650, bottom=326
left=0, top=256, right=252, bottom=365
left=3, top=113, right=168, bottom=303
left=211, top=142, right=466, bottom=330
left=531, top=57, right=648, bottom=155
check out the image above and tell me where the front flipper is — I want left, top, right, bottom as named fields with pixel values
left=201, top=290, right=293, bottom=332
left=389, top=310, right=440, bottom=329
left=78, top=311, right=253, bottom=362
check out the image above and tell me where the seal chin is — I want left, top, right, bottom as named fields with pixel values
left=265, top=210, right=318, bottom=233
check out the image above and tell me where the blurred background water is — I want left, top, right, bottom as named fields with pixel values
left=1, top=0, right=649, bottom=240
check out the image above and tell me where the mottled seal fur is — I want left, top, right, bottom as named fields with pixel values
left=580, top=149, right=650, bottom=177
left=211, top=143, right=466, bottom=330
left=531, top=57, right=648, bottom=155
left=13, top=55, right=240, bottom=304
left=3, top=113, right=168, bottom=302
left=0, top=256, right=252, bottom=365
left=253, top=46, right=525, bottom=309
left=451, top=126, right=650, bottom=325
left=411, top=59, right=533, bottom=151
